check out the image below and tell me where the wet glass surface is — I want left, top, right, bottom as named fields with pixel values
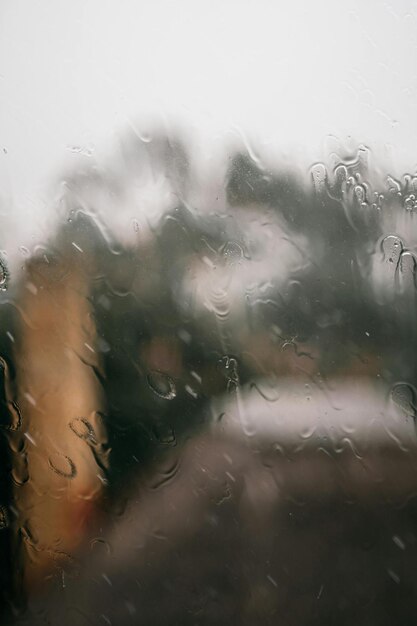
left=1, top=2, right=417, bottom=625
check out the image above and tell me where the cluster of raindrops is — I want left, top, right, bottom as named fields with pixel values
left=385, top=173, right=417, bottom=216
left=310, top=149, right=417, bottom=247
left=67, top=413, right=110, bottom=480
left=385, top=173, right=417, bottom=206
left=404, top=194, right=417, bottom=212
left=219, top=356, right=239, bottom=393
left=377, top=233, right=417, bottom=300
left=310, top=152, right=382, bottom=239
left=371, top=190, right=385, bottom=212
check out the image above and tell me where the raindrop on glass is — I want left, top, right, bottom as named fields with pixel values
left=147, top=370, right=177, bottom=400
left=48, top=453, right=77, bottom=479
left=391, top=382, right=416, bottom=418
left=0, top=257, right=9, bottom=291
left=69, top=417, right=96, bottom=443
left=0, top=505, right=9, bottom=530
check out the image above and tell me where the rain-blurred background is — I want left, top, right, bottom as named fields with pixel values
left=1, top=1, right=417, bottom=624
left=1, top=0, right=417, bottom=256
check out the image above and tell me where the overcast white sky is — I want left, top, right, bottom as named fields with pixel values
left=0, top=0, right=416, bottom=259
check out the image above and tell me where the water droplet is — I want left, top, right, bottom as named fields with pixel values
left=0, top=258, right=9, bottom=291
left=1, top=401, right=22, bottom=431
left=69, top=417, right=96, bottom=443
left=219, top=356, right=239, bottom=392
left=404, top=194, right=417, bottom=211
left=147, top=370, right=177, bottom=400
left=138, top=131, right=152, bottom=143
left=391, top=382, right=416, bottom=418
left=387, top=175, right=402, bottom=195
left=311, top=163, right=327, bottom=192
left=354, top=183, right=366, bottom=204
left=222, top=241, right=244, bottom=264
left=154, top=424, right=177, bottom=446
left=0, top=505, right=9, bottom=529
left=381, top=235, right=403, bottom=266
left=90, top=537, right=112, bottom=556
left=48, top=453, right=77, bottom=479
left=399, top=251, right=417, bottom=290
